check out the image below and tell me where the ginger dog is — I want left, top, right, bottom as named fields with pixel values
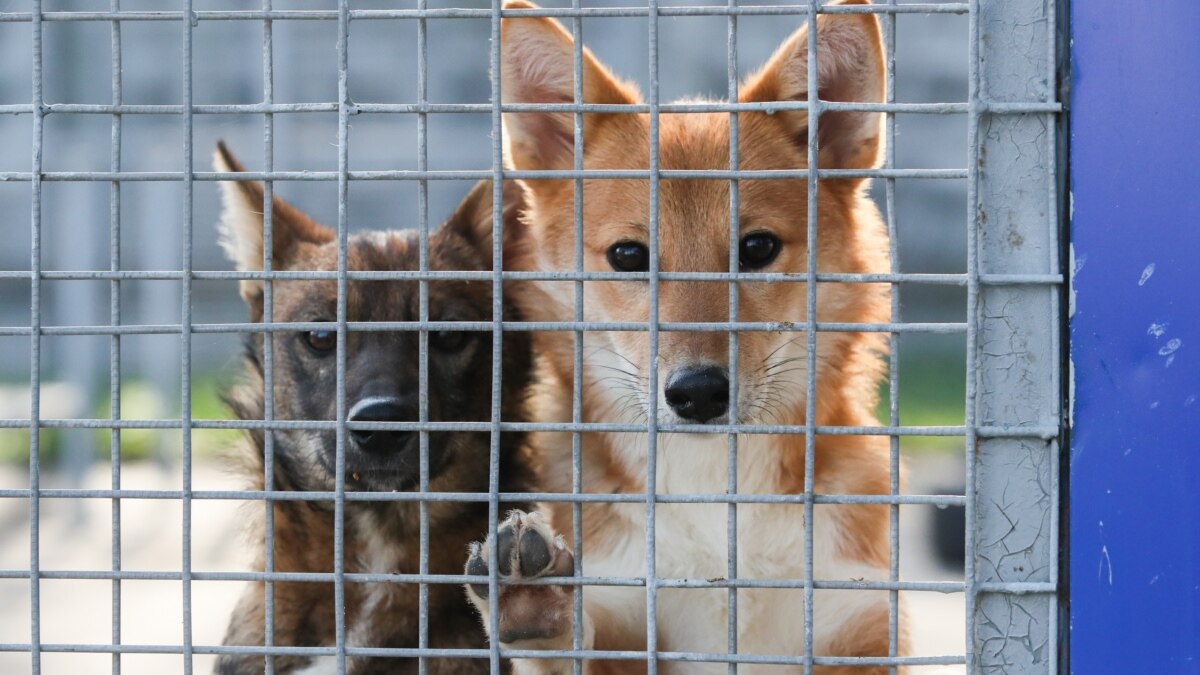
left=464, top=1, right=904, bottom=673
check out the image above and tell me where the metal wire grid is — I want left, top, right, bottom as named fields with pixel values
left=0, top=0, right=1064, bottom=673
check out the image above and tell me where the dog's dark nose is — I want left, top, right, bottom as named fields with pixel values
left=664, top=366, right=730, bottom=423
left=348, top=397, right=415, bottom=452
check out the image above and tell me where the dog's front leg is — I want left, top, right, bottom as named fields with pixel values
left=464, top=510, right=593, bottom=675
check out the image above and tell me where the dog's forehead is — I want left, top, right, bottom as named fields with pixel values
left=661, top=109, right=809, bottom=173
left=599, top=111, right=802, bottom=170
left=266, top=231, right=413, bottom=317
left=581, top=114, right=808, bottom=269
left=348, top=229, right=419, bottom=270
left=660, top=113, right=730, bottom=170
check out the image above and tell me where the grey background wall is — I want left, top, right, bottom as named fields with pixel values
left=0, top=0, right=968, bottom=417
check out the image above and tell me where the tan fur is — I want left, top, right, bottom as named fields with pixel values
left=467, top=1, right=906, bottom=672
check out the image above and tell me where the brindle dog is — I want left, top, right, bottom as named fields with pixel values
left=213, top=142, right=534, bottom=675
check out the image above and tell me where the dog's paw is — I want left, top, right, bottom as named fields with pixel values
left=465, top=510, right=575, bottom=645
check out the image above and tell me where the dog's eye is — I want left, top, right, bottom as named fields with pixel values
left=431, top=330, right=470, bottom=353
left=607, top=241, right=650, bottom=273
left=302, top=328, right=336, bottom=355
left=739, top=232, right=781, bottom=270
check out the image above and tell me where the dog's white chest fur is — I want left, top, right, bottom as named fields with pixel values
left=296, top=512, right=404, bottom=675
left=588, top=433, right=888, bottom=673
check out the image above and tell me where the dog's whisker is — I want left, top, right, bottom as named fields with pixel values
left=759, top=334, right=804, bottom=367
left=583, top=344, right=643, bottom=374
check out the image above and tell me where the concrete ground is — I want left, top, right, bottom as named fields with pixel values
left=0, top=456, right=966, bottom=674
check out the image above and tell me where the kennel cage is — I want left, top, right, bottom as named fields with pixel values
left=0, top=0, right=1067, bottom=673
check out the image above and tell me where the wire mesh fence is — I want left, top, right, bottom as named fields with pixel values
left=0, top=0, right=1063, bottom=673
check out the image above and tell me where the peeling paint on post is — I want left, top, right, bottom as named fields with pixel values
left=1070, top=3, right=1200, bottom=672
left=973, top=1, right=1063, bottom=671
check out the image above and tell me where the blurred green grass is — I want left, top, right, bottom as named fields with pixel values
left=878, top=340, right=968, bottom=453
left=0, top=377, right=241, bottom=465
left=1, top=344, right=967, bottom=465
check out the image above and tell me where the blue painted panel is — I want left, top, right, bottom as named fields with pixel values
left=1070, top=3, right=1200, bottom=672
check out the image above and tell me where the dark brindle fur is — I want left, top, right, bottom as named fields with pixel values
left=213, top=142, right=534, bottom=675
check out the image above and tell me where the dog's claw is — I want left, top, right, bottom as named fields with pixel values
left=466, top=543, right=490, bottom=599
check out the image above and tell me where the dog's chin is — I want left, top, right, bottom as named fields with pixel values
left=345, top=468, right=423, bottom=492
left=320, top=437, right=451, bottom=492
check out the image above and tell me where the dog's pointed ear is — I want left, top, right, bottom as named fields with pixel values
left=439, top=179, right=528, bottom=269
left=739, top=0, right=885, bottom=173
left=501, top=0, right=640, bottom=175
left=214, top=141, right=333, bottom=305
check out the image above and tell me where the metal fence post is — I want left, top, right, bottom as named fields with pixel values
left=972, top=0, right=1063, bottom=671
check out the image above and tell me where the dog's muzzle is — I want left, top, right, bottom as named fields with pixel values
left=347, top=396, right=416, bottom=453
left=664, top=365, right=730, bottom=423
